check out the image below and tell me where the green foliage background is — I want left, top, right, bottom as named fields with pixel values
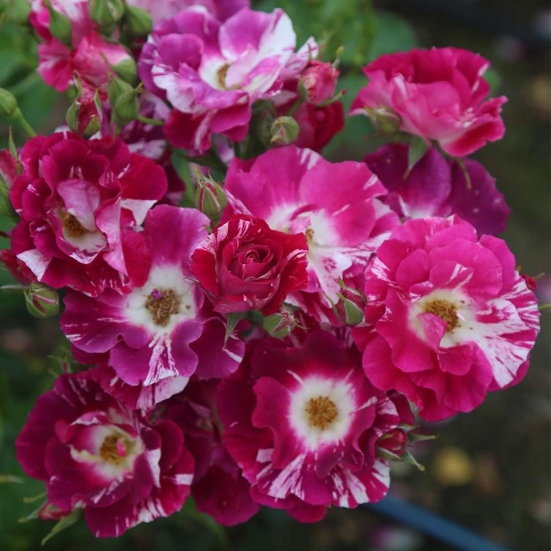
left=0, top=1, right=549, bottom=550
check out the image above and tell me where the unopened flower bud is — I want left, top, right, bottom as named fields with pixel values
left=38, top=502, right=70, bottom=521
left=334, top=282, right=366, bottom=325
left=107, top=76, right=133, bottom=106
left=262, top=307, right=297, bottom=338
left=43, top=0, right=72, bottom=46
left=24, top=283, right=60, bottom=318
left=89, top=0, right=125, bottom=27
left=377, top=429, right=409, bottom=457
left=364, top=106, right=401, bottom=136
left=112, top=58, right=137, bottom=84
left=299, top=60, right=339, bottom=105
left=0, top=149, right=18, bottom=219
left=338, top=294, right=364, bottom=325
left=0, top=88, right=18, bottom=119
left=125, top=4, right=152, bottom=36
left=66, top=90, right=103, bottom=138
left=194, top=170, right=227, bottom=221
left=270, top=116, right=299, bottom=147
left=112, top=89, right=140, bottom=125
left=521, top=273, right=538, bottom=292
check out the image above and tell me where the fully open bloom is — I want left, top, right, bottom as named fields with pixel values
left=61, top=205, right=245, bottom=409
left=139, top=7, right=316, bottom=151
left=217, top=331, right=406, bottom=521
left=364, top=143, right=510, bottom=236
left=353, top=216, right=540, bottom=421
left=350, top=48, right=507, bottom=157
left=191, top=214, right=309, bottom=315
left=9, top=132, right=167, bottom=296
left=15, top=370, right=195, bottom=538
left=222, top=146, right=399, bottom=321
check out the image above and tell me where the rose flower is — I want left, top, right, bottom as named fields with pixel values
left=350, top=47, right=506, bottom=157
left=15, top=369, right=195, bottom=538
left=191, top=214, right=309, bottom=316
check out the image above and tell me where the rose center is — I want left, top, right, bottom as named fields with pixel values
left=305, top=227, right=315, bottom=243
left=244, top=250, right=260, bottom=263
left=100, top=434, right=131, bottom=466
left=305, top=396, right=338, bottom=430
left=145, top=288, right=180, bottom=326
left=62, top=211, right=87, bottom=238
left=216, top=63, right=230, bottom=88
left=424, top=299, right=460, bottom=332
left=215, top=63, right=240, bottom=90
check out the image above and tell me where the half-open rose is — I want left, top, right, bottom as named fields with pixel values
left=191, top=214, right=308, bottom=316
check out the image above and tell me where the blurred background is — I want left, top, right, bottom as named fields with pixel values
left=0, top=0, right=549, bottom=550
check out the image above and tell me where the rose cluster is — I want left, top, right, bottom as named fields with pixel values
left=0, top=0, right=540, bottom=542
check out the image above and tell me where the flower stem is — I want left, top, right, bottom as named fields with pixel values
left=0, top=284, right=30, bottom=291
left=136, top=114, right=164, bottom=126
left=14, top=109, right=36, bottom=138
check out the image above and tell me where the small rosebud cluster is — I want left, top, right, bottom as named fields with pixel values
left=0, top=0, right=541, bottom=543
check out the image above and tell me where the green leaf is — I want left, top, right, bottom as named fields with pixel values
left=409, top=432, right=437, bottom=443
left=484, top=67, right=501, bottom=96
left=367, top=11, right=417, bottom=62
left=41, top=508, right=82, bottom=545
left=171, top=150, right=195, bottom=208
left=406, top=136, right=429, bottom=176
left=402, top=450, right=426, bottom=472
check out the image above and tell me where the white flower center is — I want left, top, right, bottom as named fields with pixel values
left=289, top=374, right=355, bottom=449
left=125, top=265, right=196, bottom=334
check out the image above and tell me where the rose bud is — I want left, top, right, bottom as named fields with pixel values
left=112, top=57, right=137, bottom=84
left=66, top=90, right=102, bottom=138
left=521, top=273, right=538, bottom=292
left=0, top=149, right=18, bottom=219
left=194, top=170, right=227, bottom=222
left=43, top=0, right=72, bottom=46
left=112, top=88, right=140, bottom=126
left=191, top=214, right=309, bottom=316
left=262, top=305, right=297, bottom=338
left=24, top=283, right=60, bottom=318
left=299, top=60, right=339, bottom=105
left=270, top=116, right=299, bottom=147
left=89, top=0, right=125, bottom=28
left=0, top=88, right=18, bottom=119
left=125, top=4, right=152, bottom=36
left=377, top=429, right=409, bottom=457
left=364, top=106, right=402, bottom=136
left=108, top=75, right=133, bottom=105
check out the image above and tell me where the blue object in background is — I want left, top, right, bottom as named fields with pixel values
left=366, top=494, right=512, bottom=551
